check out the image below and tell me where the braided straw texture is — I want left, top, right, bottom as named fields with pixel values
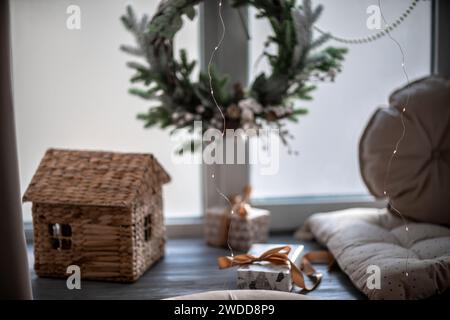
left=24, top=149, right=170, bottom=282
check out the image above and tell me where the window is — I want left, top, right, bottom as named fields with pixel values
left=249, top=0, right=432, bottom=200
left=144, top=215, right=152, bottom=241
left=12, top=1, right=434, bottom=231
left=49, top=223, right=72, bottom=250
left=11, top=0, right=202, bottom=222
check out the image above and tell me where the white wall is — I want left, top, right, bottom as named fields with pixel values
left=10, top=0, right=202, bottom=220
left=250, top=0, right=432, bottom=199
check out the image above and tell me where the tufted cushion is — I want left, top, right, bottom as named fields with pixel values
left=166, top=290, right=312, bottom=300
left=297, top=208, right=450, bottom=300
left=359, top=76, right=450, bottom=225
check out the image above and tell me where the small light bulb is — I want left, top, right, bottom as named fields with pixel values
left=405, top=272, right=409, bottom=277
left=402, top=107, right=406, bottom=112
left=215, top=46, right=218, bottom=50
left=405, top=226, right=409, bottom=232
left=211, top=173, right=215, bottom=179
left=383, top=191, right=387, bottom=196
left=393, top=150, right=397, bottom=154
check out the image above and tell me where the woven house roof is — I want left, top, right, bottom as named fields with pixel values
left=23, top=149, right=170, bottom=208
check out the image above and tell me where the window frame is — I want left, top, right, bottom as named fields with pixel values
left=144, top=215, right=152, bottom=241
left=49, top=223, right=72, bottom=250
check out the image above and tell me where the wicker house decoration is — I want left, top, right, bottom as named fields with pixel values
left=23, top=149, right=170, bottom=282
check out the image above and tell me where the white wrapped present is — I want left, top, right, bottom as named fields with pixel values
left=236, top=243, right=304, bottom=292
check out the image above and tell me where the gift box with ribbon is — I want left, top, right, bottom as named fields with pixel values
left=204, top=186, right=270, bottom=251
left=217, top=243, right=334, bottom=292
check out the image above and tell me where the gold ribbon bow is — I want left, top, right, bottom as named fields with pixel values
left=230, top=185, right=252, bottom=218
left=217, top=245, right=334, bottom=292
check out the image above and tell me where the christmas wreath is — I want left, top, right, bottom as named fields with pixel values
left=121, top=0, right=347, bottom=151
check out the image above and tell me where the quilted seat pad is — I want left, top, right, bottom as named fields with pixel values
left=297, top=208, right=450, bottom=299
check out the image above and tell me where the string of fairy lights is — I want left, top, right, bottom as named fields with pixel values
left=207, top=0, right=415, bottom=276
left=208, top=0, right=227, bottom=136
left=377, top=0, right=412, bottom=277
left=313, top=0, right=415, bottom=278
left=207, top=0, right=237, bottom=258
left=314, top=0, right=415, bottom=278
left=312, top=0, right=417, bottom=278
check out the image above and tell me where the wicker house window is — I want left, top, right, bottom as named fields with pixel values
left=144, top=215, right=152, bottom=241
left=49, top=223, right=72, bottom=250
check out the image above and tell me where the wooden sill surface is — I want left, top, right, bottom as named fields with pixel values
left=28, top=234, right=365, bottom=300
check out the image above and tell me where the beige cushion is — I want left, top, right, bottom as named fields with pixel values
left=166, top=290, right=311, bottom=300
left=297, top=208, right=450, bottom=300
left=359, top=76, right=450, bottom=225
